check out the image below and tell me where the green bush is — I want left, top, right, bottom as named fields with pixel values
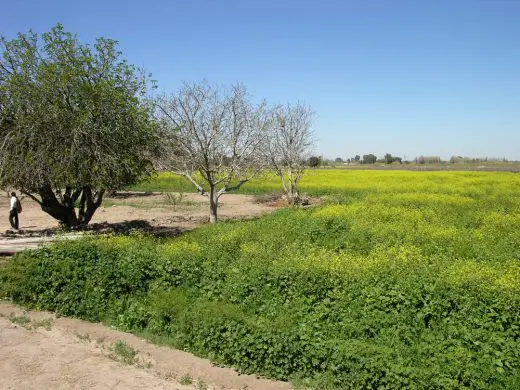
left=2, top=236, right=160, bottom=320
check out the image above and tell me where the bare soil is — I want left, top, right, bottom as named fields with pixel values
left=0, top=192, right=290, bottom=390
left=0, top=191, right=277, bottom=236
left=0, top=192, right=280, bottom=254
left=0, top=303, right=292, bottom=390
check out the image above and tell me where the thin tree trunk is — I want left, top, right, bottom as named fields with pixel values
left=278, top=171, right=288, bottom=196
left=288, top=167, right=294, bottom=198
left=209, top=185, right=218, bottom=223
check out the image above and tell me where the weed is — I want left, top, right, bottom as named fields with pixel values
left=197, top=379, right=208, bottom=390
left=76, top=332, right=91, bottom=341
left=164, top=192, right=185, bottom=208
left=8, top=313, right=31, bottom=328
left=137, top=361, right=153, bottom=369
left=3, top=170, right=520, bottom=388
left=179, top=374, right=193, bottom=385
left=110, top=340, right=138, bottom=364
left=32, top=318, right=53, bottom=330
left=253, top=192, right=283, bottom=205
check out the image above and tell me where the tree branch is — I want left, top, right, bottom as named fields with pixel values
left=21, top=190, right=42, bottom=205
left=217, top=179, right=248, bottom=197
left=178, top=172, right=208, bottom=197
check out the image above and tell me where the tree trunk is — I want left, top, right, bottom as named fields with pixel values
left=290, top=178, right=299, bottom=202
left=209, top=185, right=218, bottom=223
left=38, top=185, right=78, bottom=227
left=35, top=185, right=104, bottom=228
left=78, top=187, right=105, bottom=225
left=288, top=167, right=293, bottom=197
left=288, top=168, right=300, bottom=202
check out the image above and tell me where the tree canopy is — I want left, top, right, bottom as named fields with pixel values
left=0, top=24, right=158, bottom=226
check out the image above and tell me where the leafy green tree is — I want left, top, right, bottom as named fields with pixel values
left=307, top=156, right=321, bottom=167
left=384, top=153, right=402, bottom=164
left=362, top=154, right=377, bottom=164
left=0, top=24, right=158, bottom=227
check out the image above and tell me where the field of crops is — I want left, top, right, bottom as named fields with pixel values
left=2, top=170, right=520, bottom=388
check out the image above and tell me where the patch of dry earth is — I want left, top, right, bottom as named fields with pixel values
left=0, top=303, right=292, bottom=390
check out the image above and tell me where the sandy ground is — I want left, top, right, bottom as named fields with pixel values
left=0, top=303, right=292, bottom=390
left=0, top=192, right=278, bottom=253
left=0, top=192, right=290, bottom=390
left=0, top=191, right=276, bottom=234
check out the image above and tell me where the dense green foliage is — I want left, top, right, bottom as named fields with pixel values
left=0, top=24, right=157, bottom=226
left=2, top=170, right=520, bottom=388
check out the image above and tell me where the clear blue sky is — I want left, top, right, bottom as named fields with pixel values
left=2, top=0, right=520, bottom=160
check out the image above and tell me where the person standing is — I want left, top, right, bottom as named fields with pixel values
left=9, top=191, right=20, bottom=231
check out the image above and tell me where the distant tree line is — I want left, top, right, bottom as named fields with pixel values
left=307, top=153, right=402, bottom=166
left=306, top=154, right=514, bottom=167
left=449, top=156, right=511, bottom=164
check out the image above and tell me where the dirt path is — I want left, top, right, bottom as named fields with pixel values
left=0, top=303, right=292, bottom=390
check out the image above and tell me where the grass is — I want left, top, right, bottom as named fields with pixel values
left=179, top=374, right=193, bottom=385
left=32, top=318, right=53, bottom=330
left=129, top=172, right=195, bottom=193
left=6, top=312, right=53, bottom=330
left=102, top=192, right=198, bottom=209
left=128, top=169, right=520, bottom=199
left=196, top=379, right=208, bottom=390
left=110, top=340, right=138, bottom=364
left=76, top=332, right=91, bottom=342
left=8, top=313, right=31, bottom=327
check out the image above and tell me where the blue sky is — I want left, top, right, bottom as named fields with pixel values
left=2, top=0, right=519, bottom=160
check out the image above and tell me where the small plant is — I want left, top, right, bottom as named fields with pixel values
left=76, top=332, right=91, bottom=341
left=197, top=379, right=208, bottom=390
left=8, top=313, right=31, bottom=328
left=179, top=374, right=193, bottom=385
left=32, top=318, right=53, bottom=330
left=253, top=192, right=284, bottom=205
left=137, top=360, right=153, bottom=369
left=110, top=340, right=138, bottom=364
left=164, top=192, right=186, bottom=209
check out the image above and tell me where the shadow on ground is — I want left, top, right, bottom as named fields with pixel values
left=2, top=220, right=187, bottom=240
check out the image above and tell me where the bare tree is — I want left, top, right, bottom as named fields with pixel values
left=155, top=81, right=267, bottom=223
left=263, top=103, right=315, bottom=203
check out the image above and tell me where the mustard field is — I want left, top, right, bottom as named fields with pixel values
left=3, top=169, right=520, bottom=388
